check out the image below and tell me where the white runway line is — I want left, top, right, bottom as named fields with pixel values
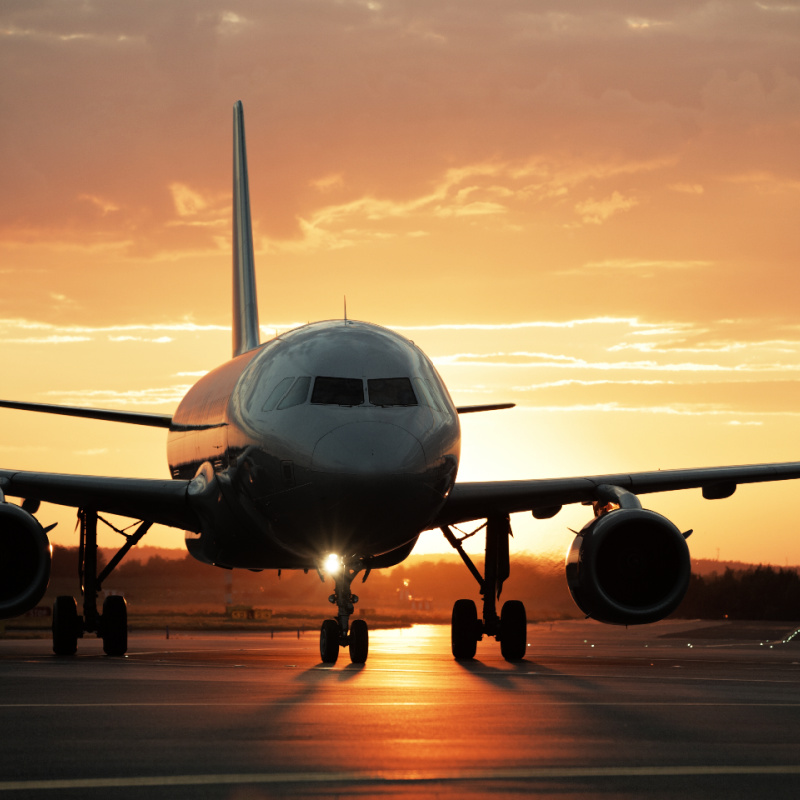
left=2, top=765, right=800, bottom=792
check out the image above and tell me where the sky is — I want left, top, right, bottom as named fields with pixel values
left=2, top=1, right=800, bottom=565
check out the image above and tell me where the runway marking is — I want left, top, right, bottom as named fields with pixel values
left=2, top=701, right=800, bottom=709
left=1, top=765, right=800, bottom=791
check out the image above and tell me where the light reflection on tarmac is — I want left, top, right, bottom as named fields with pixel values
left=1, top=619, right=799, bottom=798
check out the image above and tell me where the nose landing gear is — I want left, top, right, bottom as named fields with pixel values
left=319, top=559, right=369, bottom=665
left=443, top=515, right=528, bottom=662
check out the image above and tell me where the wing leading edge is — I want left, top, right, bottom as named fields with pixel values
left=0, top=469, right=198, bottom=531
left=0, top=400, right=172, bottom=428
left=434, top=461, right=800, bottom=527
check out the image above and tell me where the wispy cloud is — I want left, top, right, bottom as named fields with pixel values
left=513, top=403, right=800, bottom=419
left=582, top=259, right=713, bottom=271
left=108, top=335, right=173, bottom=343
left=2, top=335, right=92, bottom=345
left=0, top=318, right=230, bottom=344
left=574, top=191, right=638, bottom=225
left=435, top=352, right=800, bottom=373
left=45, top=387, right=191, bottom=406
left=392, top=317, right=676, bottom=333
left=512, top=379, right=671, bottom=390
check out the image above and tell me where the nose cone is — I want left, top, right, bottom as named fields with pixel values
left=312, top=422, right=426, bottom=475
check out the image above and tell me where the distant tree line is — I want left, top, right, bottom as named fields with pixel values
left=48, top=548, right=800, bottom=621
left=673, top=565, right=800, bottom=621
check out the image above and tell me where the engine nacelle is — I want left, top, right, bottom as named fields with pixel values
left=566, top=507, right=690, bottom=625
left=0, top=503, right=52, bottom=619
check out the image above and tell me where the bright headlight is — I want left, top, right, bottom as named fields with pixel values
left=323, top=553, right=342, bottom=575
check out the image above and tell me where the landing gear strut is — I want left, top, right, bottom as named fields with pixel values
left=52, top=508, right=151, bottom=657
left=442, top=515, right=527, bottom=662
left=319, top=559, right=370, bottom=665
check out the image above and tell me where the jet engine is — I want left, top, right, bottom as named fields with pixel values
left=565, top=507, right=691, bottom=625
left=0, top=503, right=52, bottom=619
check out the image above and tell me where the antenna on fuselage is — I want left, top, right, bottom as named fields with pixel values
left=232, top=100, right=261, bottom=358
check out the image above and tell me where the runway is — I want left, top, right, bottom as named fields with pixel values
left=1, top=619, right=799, bottom=798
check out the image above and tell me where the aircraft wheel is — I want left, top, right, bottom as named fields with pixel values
left=52, top=596, right=79, bottom=656
left=349, top=619, right=369, bottom=664
left=451, top=598, right=478, bottom=660
left=320, top=619, right=340, bottom=664
left=500, top=600, right=527, bottom=661
left=101, top=595, right=128, bottom=657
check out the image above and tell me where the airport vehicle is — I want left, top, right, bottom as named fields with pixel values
left=2, top=103, right=800, bottom=664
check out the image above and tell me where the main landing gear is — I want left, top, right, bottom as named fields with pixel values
left=319, top=559, right=369, bottom=665
left=51, top=508, right=151, bottom=657
left=442, top=515, right=528, bottom=662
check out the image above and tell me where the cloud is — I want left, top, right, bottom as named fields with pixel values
left=45, top=387, right=191, bottom=406
left=310, top=174, right=345, bottom=192
left=433, top=352, right=782, bottom=372
left=0, top=318, right=230, bottom=344
left=574, top=191, right=638, bottom=225
left=557, top=259, right=713, bottom=277
left=1, top=336, right=92, bottom=345
left=170, top=184, right=209, bottom=217
left=1, top=1, right=796, bottom=268
left=78, top=194, right=120, bottom=215
left=582, top=259, right=712, bottom=271
left=392, top=317, right=674, bottom=333
left=108, top=335, right=173, bottom=343
left=513, top=403, right=800, bottom=419
left=512, top=379, right=671, bottom=391
left=669, top=183, right=705, bottom=194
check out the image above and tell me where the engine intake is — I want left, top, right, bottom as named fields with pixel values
left=0, top=504, right=52, bottom=619
left=566, top=507, right=690, bottom=625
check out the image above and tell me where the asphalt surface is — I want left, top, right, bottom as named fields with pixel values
left=1, top=619, right=799, bottom=798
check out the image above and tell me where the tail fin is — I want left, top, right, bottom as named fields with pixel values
left=232, top=101, right=261, bottom=357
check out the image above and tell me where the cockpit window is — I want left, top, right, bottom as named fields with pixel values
left=277, top=376, right=311, bottom=409
left=311, top=376, right=365, bottom=406
left=367, top=378, right=417, bottom=406
left=261, top=376, right=295, bottom=412
left=413, top=377, right=439, bottom=410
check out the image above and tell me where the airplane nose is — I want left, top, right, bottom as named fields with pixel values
left=311, top=422, right=426, bottom=475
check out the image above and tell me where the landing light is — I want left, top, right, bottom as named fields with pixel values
left=323, top=553, right=342, bottom=575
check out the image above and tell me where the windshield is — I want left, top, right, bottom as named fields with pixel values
left=367, top=378, right=417, bottom=406
left=311, top=377, right=365, bottom=406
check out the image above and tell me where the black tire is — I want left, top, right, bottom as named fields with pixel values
left=52, top=596, right=79, bottom=656
left=320, top=619, right=340, bottom=664
left=101, top=595, right=128, bottom=657
left=451, top=598, right=478, bottom=660
left=500, top=599, right=527, bottom=661
left=349, top=619, right=369, bottom=664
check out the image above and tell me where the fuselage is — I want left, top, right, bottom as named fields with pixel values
left=167, top=320, right=461, bottom=570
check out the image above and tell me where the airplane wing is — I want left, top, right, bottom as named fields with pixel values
left=0, top=469, right=199, bottom=531
left=455, top=403, right=515, bottom=414
left=434, top=461, right=800, bottom=527
left=0, top=400, right=172, bottom=428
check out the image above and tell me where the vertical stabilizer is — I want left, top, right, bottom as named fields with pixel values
left=232, top=101, right=261, bottom=357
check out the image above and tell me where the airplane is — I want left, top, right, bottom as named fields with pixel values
left=3, top=101, right=800, bottom=665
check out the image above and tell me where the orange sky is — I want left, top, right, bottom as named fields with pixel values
left=2, top=2, right=800, bottom=565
